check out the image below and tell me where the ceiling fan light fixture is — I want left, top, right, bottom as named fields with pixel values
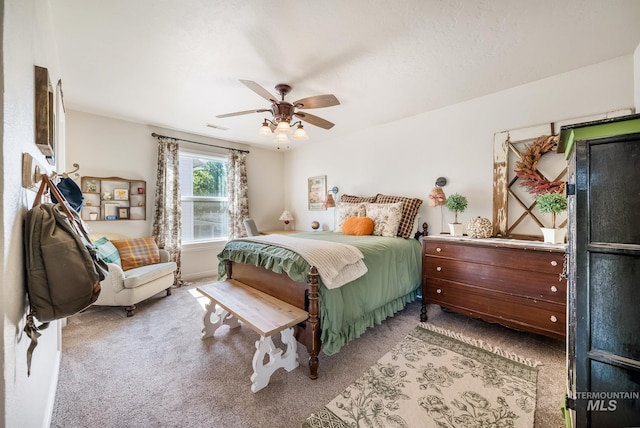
left=258, top=120, right=272, bottom=137
left=217, top=80, right=339, bottom=146
left=274, top=132, right=290, bottom=144
left=292, top=123, right=309, bottom=141
left=275, top=120, right=292, bottom=134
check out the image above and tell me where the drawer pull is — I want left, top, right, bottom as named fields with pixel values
left=436, top=289, right=442, bottom=294
left=550, top=286, right=558, bottom=293
left=550, top=315, right=557, bottom=323
left=551, top=260, right=558, bottom=266
left=436, top=266, right=442, bottom=272
left=436, top=247, right=442, bottom=253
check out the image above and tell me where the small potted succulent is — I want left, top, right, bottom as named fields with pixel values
left=445, top=193, right=468, bottom=236
left=536, top=192, right=568, bottom=243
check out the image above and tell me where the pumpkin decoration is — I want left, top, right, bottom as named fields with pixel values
left=467, top=217, right=492, bottom=239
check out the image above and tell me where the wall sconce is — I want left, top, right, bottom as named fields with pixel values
left=325, top=186, right=339, bottom=209
left=428, top=177, right=447, bottom=233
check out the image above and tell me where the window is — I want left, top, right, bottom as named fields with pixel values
left=179, top=151, right=228, bottom=242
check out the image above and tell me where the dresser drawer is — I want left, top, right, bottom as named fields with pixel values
left=425, top=280, right=566, bottom=338
left=424, top=241, right=564, bottom=275
left=424, top=257, right=566, bottom=303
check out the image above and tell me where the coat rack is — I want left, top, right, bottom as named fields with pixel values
left=21, top=152, right=80, bottom=190
left=50, top=163, right=80, bottom=180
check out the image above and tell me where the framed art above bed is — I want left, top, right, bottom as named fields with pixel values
left=308, top=175, right=326, bottom=210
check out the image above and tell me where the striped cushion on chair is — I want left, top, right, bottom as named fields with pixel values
left=93, top=236, right=122, bottom=266
left=111, top=237, right=160, bottom=271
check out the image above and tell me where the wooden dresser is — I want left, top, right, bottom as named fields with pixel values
left=422, top=236, right=567, bottom=340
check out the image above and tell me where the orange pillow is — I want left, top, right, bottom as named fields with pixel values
left=111, top=237, right=160, bottom=271
left=342, top=217, right=374, bottom=236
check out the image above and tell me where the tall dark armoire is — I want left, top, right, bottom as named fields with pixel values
left=559, top=114, right=640, bottom=427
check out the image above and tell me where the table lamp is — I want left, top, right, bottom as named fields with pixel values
left=279, top=210, right=294, bottom=230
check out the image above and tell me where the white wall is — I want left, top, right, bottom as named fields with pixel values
left=65, top=110, right=285, bottom=280
left=284, top=55, right=636, bottom=235
left=635, top=41, right=640, bottom=110
left=2, top=1, right=64, bottom=427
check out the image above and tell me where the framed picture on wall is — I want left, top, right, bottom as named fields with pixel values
left=308, top=175, right=327, bottom=211
left=113, top=188, right=129, bottom=200
left=118, top=207, right=130, bottom=219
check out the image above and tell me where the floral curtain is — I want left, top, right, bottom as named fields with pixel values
left=227, top=150, right=249, bottom=240
left=152, top=136, right=182, bottom=283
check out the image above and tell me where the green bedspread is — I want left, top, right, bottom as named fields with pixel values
left=217, top=232, right=422, bottom=355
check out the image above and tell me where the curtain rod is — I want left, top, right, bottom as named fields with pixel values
left=151, top=133, right=250, bottom=154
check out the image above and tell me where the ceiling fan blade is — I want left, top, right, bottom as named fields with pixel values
left=295, top=112, right=335, bottom=129
left=240, top=80, right=278, bottom=103
left=293, top=94, right=340, bottom=109
left=216, top=108, right=270, bottom=118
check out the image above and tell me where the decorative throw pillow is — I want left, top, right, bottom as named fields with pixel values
left=365, top=202, right=404, bottom=237
left=93, top=236, right=122, bottom=266
left=339, top=194, right=377, bottom=203
left=374, top=194, right=423, bottom=239
left=111, top=237, right=160, bottom=271
left=342, top=216, right=374, bottom=236
left=334, top=202, right=366, bottom=232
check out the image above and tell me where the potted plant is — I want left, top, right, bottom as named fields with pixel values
left=445, top=193, right=468, bottom=236
left=536, top=192, right=568, bottom=243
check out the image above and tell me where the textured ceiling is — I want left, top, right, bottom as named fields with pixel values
left=50, top=0, right=640, bottom=149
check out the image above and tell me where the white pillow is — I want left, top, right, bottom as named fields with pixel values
left=334, top=202, right=366, bottom=232
left=365, top=202, right=404, bottom=237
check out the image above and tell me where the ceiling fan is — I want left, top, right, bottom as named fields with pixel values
left=216, top=80, right=340, bottom=142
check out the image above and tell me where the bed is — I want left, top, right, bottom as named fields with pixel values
left=217, top=194, right=426, bottom=379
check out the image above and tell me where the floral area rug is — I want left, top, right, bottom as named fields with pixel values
left=303, top=323, right=540, bottom=428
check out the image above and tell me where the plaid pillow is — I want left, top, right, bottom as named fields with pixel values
left=374, top=194, right=423, bottom=239
left=339, top=194, right=377, bottom=203
left=93, top=237, right=122, bottom=267
left=111, top=237, right=160, bottom=271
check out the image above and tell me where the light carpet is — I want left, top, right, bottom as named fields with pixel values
left=304, top=323, right=539, bottom=428
left=51, top=279, right=565, bottom=428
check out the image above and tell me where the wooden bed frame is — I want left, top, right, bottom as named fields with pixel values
left=221, top=223, right=429, bottom=379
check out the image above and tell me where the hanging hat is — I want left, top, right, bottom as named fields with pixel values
left=428, top=187, right=446, bottom=207
left=51, top=177, right=85, bottom=213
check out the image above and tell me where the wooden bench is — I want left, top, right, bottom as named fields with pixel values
left=197, top=280, right=309, bottom=392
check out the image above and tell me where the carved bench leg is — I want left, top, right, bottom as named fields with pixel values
left=250, top=327, right=299, bottom=393
left=201, top=300, right=240, bottom=339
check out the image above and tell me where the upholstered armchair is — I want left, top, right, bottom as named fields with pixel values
left=93, top=236, right=177, bottom=316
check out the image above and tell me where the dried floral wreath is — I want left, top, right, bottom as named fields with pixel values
left=514, top=135, right=566, bottom=195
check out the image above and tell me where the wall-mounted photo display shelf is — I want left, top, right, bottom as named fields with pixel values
left=80, top=176, right=147, bottom=221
